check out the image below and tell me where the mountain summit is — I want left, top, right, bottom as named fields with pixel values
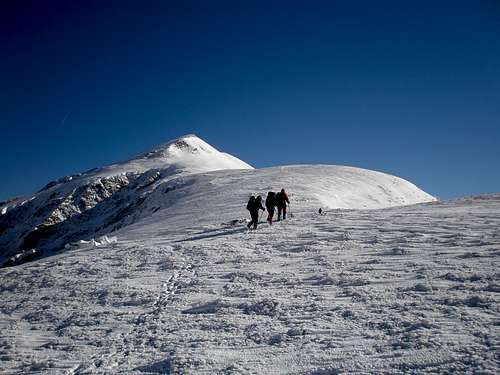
left=99, top=134, right=253, bottom=177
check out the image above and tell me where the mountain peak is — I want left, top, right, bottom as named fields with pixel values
left=101, top=134, right=253, bottom=176
left=139, top=134, right=216, bottom=160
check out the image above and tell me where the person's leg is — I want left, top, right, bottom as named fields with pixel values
left=251, top=212, right=258, bottom=229
left=277, top=207, right=282, bottom=221
left=283, top=206, right=287, bottom=220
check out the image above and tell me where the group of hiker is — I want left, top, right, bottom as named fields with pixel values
left=246, top=189, right=290, bottom=230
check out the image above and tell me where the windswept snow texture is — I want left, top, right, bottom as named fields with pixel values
left=0, top=193, right=499, bottom=373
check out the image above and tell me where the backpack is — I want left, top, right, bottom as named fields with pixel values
left=275, top=191, right=282, bottom=206
left=246, top=196, right=255, bottom=211
left=266, top=192, right=276, bottom=208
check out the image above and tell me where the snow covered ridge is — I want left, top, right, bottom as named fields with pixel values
left=0, top=135, right=434, bottom=267
left=0, top=135, right=252, bottom=267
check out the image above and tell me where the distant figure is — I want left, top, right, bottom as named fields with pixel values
left=275, top=188, right=290, bottom=221
left=319, top=208, right=323, bottom=215
left=265, top=191, right=277, bottom=225
left=246, top=195, right=265, bottom=229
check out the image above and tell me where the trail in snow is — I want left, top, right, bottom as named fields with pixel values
left=0, top=194, right=498, bottom=374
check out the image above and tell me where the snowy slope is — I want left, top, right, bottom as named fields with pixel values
left=0, top=135, right=253, bottom=265
left=119, top=165, right=436, bottom=243
left=0, top=135, right=434, bottom=267
left=1, top=135, right=498, bottom=374
left=0, top=193, right=498, bottom=374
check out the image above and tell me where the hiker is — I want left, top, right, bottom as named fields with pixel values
left=275, top=188, right=290, bottom=221
left=265, top=191, right=276, bottom=225
left=246, top=195, right=265, bottom=229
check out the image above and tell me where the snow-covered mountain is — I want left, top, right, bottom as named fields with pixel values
left=0, top=135, right=252, bottom=266
left=1, top=135, right=498, bottom=374
left=0, top=134, right=434, bottom=267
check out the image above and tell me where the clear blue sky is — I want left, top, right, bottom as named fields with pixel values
left=1, top=0, right=499, bottom=200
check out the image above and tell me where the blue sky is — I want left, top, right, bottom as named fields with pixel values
left=1, top=0, right=499, bottom=200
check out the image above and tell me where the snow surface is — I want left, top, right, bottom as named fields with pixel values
left=3, top=135, right=496, bottom=374
left=0, top=192, right=498, bottom=373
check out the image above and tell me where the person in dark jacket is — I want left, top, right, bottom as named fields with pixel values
left=247, top=195, right=265, bottom=229
left=265, top=191, right=276, bottom=225
left=246, top=196, right=255, bottom=210
left=275, top=188, right=290, bottom=221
